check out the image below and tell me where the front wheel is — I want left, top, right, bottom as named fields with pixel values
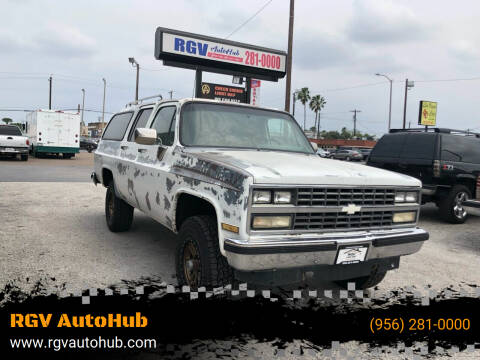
left=439, top=185, right=471, bottom=224
left=176, top=215, right=234, bottom=288
left=105, top=181, right=134, bottom=232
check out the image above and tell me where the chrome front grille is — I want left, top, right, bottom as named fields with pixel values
left=296, top=188, right=395, bottom=207
left=294, top=211, right=394, bottom=230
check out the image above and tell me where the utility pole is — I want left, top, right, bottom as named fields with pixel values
left=284, top=0, right=294, bottom=112
left=168, top=90, right=173, bottom=99
left=48, top=76, right=52, bottom=110
left=350, top=109, right=361, bottom=138
left=102, top=78, right=106, bottom=134
left=81, top=89, right=85, bottom=125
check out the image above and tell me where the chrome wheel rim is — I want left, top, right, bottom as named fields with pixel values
left=453, top=191, right=468, bottom=219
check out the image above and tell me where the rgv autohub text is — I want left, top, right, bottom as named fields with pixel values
left=10, top=312, right=148, bottom=328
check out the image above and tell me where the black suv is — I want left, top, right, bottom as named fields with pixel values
left=367, top=128, right=480, bottom=223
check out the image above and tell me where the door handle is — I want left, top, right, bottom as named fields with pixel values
left=138, top=148, right=147, bottom=153
left=120, top=145, right=128, bottom=150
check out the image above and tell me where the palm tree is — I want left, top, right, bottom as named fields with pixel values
left=296, top=87, right=310, bottom=131
left=2, top=118, right=13, bottom=125
left=309, top=95, right=326, bottom=138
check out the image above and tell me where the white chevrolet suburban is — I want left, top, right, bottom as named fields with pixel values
left=92, top=97, right=429, bottom=289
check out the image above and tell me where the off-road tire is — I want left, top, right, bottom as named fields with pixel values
left=105, top=181, right=134, bottom=232
left=336, top=270, right=387, bottom=290
left=439, top=184, right=471, bottom=224
left=176, top=215, right=234, bottom=288
left=21, top=155, right=28, bottom=161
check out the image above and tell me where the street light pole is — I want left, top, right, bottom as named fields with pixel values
left=402, top=79, right=415, bottom=129
left=81, top=89, right=85, bottom=125
left=375, top=73, right=393, bottom=131
left=128, top=57, right=140, bottom=101
left=102, top=78, right=106, bottom=133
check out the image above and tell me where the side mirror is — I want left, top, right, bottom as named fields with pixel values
left=310, top=142, right=318, bottom=151
left=135, top=128, right=157, bottom=145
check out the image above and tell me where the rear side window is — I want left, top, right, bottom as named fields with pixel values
left=102, top=112, right=133, bottom=141
left=150, top=106, right=176, bottom=146
left=441, top=135, right=480, bottom=163
left=370, top=134, right=406, bottom=158
left=127, top=108, right=153, bottom=142
left=0, top=126, right=22, bottom=136
left=401, top=133, right=436, bottom=160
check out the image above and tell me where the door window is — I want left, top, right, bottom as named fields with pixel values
left=150, top=106, right=176, bottom=146
left=128, top=108, right=153, bottom=142
left=102, top=112, right=133, bottom=141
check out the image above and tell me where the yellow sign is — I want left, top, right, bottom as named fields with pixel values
left=418, top=101, right=437, bottom=126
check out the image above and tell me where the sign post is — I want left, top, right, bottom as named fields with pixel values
left=418, top=100, right=437, bottom=131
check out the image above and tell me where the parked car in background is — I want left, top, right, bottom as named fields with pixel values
left=0, top=125, right=29, bottom=161
left=80, top=137, right=98, bottom=153
left=367, top=128, right=480, bottom=223
left=332, top=149, right=363, bottom=161
left=358, top=148, right=372, bottom=160
left=316, top=148, right=330, bottom=158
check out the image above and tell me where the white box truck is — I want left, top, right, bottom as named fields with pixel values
left=26, top=110, right=80, bottom=158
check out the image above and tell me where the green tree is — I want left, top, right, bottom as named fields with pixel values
left=309, top=94, right=326, bottom=139
left=2, top=118, right=13, bottom=125
left=296, top=87, right=310, bottom=131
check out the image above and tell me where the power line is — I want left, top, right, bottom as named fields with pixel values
left=225, top=0, right=274, bottom=39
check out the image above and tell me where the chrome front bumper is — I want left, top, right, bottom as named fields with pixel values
left=224, top=227, right=429, bottom=271
left=463, top=200, right=480, bottom=216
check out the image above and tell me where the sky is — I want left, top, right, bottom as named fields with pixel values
left=0, top=0, right=479, bottom=137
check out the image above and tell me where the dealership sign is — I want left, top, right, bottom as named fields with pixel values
left=155, top=28, right=287, bottom=81
left=199, top=82, right=246, bottom=103
left=418, top=101, right=437, bottom=126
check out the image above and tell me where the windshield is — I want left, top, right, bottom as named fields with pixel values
left=180, top=103, right=314, bottom=154
left=0, top=126, right=22, bottom=136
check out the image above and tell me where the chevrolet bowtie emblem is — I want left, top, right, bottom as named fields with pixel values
left=342, top=203, right=362, bottom=215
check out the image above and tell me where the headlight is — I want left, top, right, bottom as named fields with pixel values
left=395, top=191, right=419, bottom=203
left=405, top=191, right=418, bottom=203
left=395, top=192, right=406, bottom=202
left=252, top=216, right=291, bottom=229
left=253, top=190, right=271, bottom=204
left=393, top=211, right=416, bottom=223
left=273, top=191, right=292, bottom=204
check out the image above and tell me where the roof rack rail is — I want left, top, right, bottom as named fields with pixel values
left=126, top=94, right=163, bottom=107
left=389, top=128, right=480, bottom=137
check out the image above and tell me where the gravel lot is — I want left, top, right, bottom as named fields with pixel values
left=1, top=181, right=478, bottom=293
left=1, top=155, right=478, bottom=359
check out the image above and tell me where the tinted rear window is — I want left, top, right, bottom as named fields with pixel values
left=370, top=133, right=406, bottom=157
left=441, top=135, right=480, bottom=163
left=102, top=112, right=133, bottom=141
left=0, top=126, right=22, bottom=136
left=402, top=133, right=436, bottom=160
left=370, top=133, right=436, bottom=160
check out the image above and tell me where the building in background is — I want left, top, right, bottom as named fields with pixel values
left=87, top=121, right=106, bottom=138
